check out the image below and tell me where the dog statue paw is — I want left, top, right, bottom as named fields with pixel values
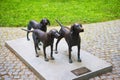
left=51, top=57, right=55, bottom=60
left=27, top=38, right=30, bottom=41
left=54, top=51, right=58, bottom=54
left=38, top=47, right=40, bottom=50
left=45, top=58, right=49, bottom=61
left=36, top=54, right=39, bottom=57
left=78, top=59, right=81, bottom=62
left=69, top=59, right=73, bottom=63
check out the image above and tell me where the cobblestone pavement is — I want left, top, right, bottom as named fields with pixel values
left=0, top=20, right=120, bottom=80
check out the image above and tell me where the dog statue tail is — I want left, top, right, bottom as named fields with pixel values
left=21, top=28, right=34, bottom=32
left=55, top=19, right=64, bottom=28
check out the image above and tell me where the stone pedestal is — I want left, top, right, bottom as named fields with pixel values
left=5, top=37, right=112, bottom=80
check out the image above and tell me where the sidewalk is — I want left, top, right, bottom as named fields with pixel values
left=0, top=20, right=120, bottom=80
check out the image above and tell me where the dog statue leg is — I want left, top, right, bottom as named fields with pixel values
left=35, top=44, right=39, bottom=57
left=77, top=45, right=81, bottom=62
left=43, top=46, right=49, bottom=61
left=27, top=24, right=32, bottom=41
left=50, top=44, right=54, bottom=60
left=36, top=39, right=40, bottom=50
left=55, top=37, right=62, bottom=54
left=27, top=32, right=30, bottom=41
left=33, top=40, right=39, bottom=57
left=69, top=46, right=73, bottom=63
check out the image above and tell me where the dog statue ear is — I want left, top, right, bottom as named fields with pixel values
left=47, top=19, right=50, bottom=26
left=40, top=19, right=44, bottom=24
left=70, top=24, right=75, bottom=34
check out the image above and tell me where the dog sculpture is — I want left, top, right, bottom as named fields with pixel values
left=22, top=28, right=60, bottom=61
left=55, top=20, right=84, bottom=63
left=27, top=18, right=50, bottom=40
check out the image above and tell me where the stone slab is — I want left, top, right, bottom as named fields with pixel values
left=5, top=37, right=112, bottom=80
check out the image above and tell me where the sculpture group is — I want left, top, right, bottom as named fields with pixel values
left=22, top=18, right=84, bottom=63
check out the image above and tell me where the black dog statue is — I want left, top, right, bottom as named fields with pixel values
left=27, top=18, right=50, bottom=40
left=22, top=28, right=60, bottom=61
left=55, top=20, right=84, bottom=63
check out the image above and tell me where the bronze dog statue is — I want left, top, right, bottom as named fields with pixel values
left=55, top=20, right=84, bottom=63
left=27, top=18, right=50, bottom=40
left=22, top=28, right=60, bottom=61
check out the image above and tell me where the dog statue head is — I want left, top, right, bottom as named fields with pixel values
left=40, top=18, right=50, bottom=26
left=49, top=29, right=60, bottom=39
left=70, top=23, right=84, bottom=34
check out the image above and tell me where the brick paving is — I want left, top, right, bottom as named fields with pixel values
left=0, top=20, right=120, bottom=80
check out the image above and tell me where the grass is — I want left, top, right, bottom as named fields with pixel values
left=0, top=0, right=120, bottom=27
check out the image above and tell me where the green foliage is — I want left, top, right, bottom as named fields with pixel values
left=0, top=0, right=120, bottom=27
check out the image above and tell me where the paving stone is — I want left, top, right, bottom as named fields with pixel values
left=29, top=75, right=34, bottom=78
left=2, top=75, right=11, bottom=79
left=0, top=71, right=7, bottom=75
left=20, top=75, right=28, bottom=79
left=114, top=77, right=120, bottom=80
left=106, top=79, right=113, bottom=80
left=100, top=75, right=107, bottom=79
left=13, top=72, right=19, bottom=75
left=13, top=75, right=20, bottom=79
left=0, top=65, right=3, bottom=69
left=24, top=71, right=31, bottom=75
left=107, top=75, right=114, bottom=79
left=89, top=78, right=95, bottom=80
